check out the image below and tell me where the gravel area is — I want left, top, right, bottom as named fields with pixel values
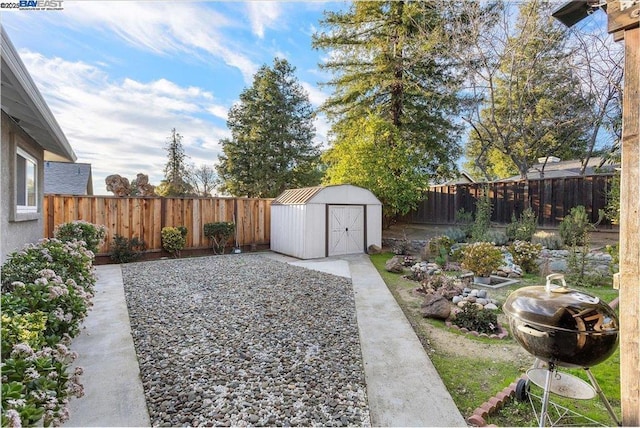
left=121, top=254, right=370, bottom=427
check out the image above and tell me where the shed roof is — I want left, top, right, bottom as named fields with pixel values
left=272, top=184, right=381, bottom=206
left=272, top=186, right=325, bottom=205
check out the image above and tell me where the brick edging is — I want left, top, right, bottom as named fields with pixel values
left=466, top=374, right=529, bottom=427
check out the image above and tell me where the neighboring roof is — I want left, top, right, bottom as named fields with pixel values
left=497, top=157, right=618, bottom=182
left=44, top=161, right=93, bottom=195
left=440, top=171, right=476, bottom=185
left=272, top=184, right=382, bottom=206
left=1, top=26, right=75, bottom=161
left=272, top=186, right=325, bottom=205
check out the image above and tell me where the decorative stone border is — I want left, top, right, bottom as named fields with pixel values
left=466, top=374, right=529, bottom=427
left=445, top=320, right=509, bottom=340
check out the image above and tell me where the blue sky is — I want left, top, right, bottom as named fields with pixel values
left=2, top=1, right=348, bottom=194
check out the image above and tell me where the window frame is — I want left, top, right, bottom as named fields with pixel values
left=15, top=146, right=38, bottom=214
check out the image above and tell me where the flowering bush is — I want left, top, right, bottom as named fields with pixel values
left=451, top=302, right=499, bottom=334
left=461, top=242, right=503, bottom=277
left=1, top=238, right=96, bottom=293
left=53, top=221, right=106, bottom=256
left=1, top=232, right=97, bottom=427
left=509, top=240, right=543, bottom=274
left=161, top=226, right=187, bottom=257
left=1, top=342, right=84, bottom=427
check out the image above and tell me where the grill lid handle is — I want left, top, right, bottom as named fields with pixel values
left=546, top=273, right=571, bottom=293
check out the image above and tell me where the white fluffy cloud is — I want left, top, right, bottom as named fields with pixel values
left=20, top=50, right=230, bottom=194
left=246, top=2, right=283, bottom=38
left=40, top=1, right=260, bottom=83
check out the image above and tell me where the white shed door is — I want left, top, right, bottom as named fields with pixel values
left=328, top=205, right=364, bottom=256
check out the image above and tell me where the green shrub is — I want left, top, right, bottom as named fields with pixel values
left=109, top=235, right=146, bottom=263
left=53, top=221, right=106, bottom=255
left=1, top=239, right=96, bottom=293
left=483, top=229, right=509, bottom=246
left=1, top=311, right=47, bottom=360
left=203, top=222, right=236, bottom=255
left=559, top=205, right=593, bottom=247
left=444, top=227, right=466, bottom=243
left=1, top=235, right=95, bottom=427
left=455, top=209, right=474, bottom=238
left=605, top=244, right=619, bottom=274
left=461, top=242, right=503, bottom=277
left=509, top=240, right=543, bottom=274
left=423, top=236, right=455, bottom=263
left=505, top=208, right=538, bottom=242
left=161, top=227, right=187, bottom=257
left=532, top=231, right=563, bottom=250
left=471, top=192, right=492, bottom=242
left=452, top=303, right=499, bottom=335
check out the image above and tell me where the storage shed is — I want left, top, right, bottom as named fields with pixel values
left=270, top=184, right=382, bottom=259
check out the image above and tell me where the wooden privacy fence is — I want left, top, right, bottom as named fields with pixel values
left=44, top=195, right=272, bottom=255
left=400, top=175, right=615, bottom=227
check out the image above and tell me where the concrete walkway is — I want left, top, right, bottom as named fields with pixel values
left=65, top=265, right=150, bottom=427
left=64, top=254, right=465, bottom=427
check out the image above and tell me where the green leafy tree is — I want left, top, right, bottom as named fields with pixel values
left=458, top=1, right=592, bottom=180
left=157, top=128, right=194, bottom=196
left=323, top=115, right=430, bottom=223
left=313, top=0, right=464, bottom=181
left=216, top=58, right=322, bottom=198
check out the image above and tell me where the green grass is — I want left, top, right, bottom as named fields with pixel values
left=370, top=252, right=621, bottom=426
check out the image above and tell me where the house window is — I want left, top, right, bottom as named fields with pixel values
left=16, top=147, right=37, bottom=213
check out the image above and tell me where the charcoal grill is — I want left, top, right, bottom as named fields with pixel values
left=503, top=274, right=621, bottom=427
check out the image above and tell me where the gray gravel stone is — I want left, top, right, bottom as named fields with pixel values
left=122, top=254, right=370, bottom=427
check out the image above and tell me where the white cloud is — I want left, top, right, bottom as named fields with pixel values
left=300, top=81, right=329, bottom=107
left=52, top=1, right=260, bottom=82
left=246, top=1, right=282, bottom=38
left=20, top=50, right=230, bottom=194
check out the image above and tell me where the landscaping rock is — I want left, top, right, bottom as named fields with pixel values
left=421, top=294, right=452, bottom=320
left=367, top=244, right=382, bottom=255
left=385, top=256, right=405, bottom=273
left=121, top=255, right=370, bottom=427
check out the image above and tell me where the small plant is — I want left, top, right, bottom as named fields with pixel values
left=161, top=227, right=186, bottom=257
left=532, top=231, right=563, bottom=250
left=509, top=240, right=543, bottom=274
left=483, top=229, right=509, bottom=246
left=54, top=221, right=106, bottom=255
left=605, top=244, right=619, bottom=274
left=423, top=236, right=455, bottom=262
left=559, top=205, right=593, bottom=247
left=109, top=235, right=146, bottom=263
left=443, top=227, right=466, bottom=243
left=451, top=302, right=499, bottom=335
left=471, top=191, right=492, bottom=242
left=455, top=208, right=474, bottom=238
left=203, top=222, right=236, bottom=255
left=419, top=273, right=455, bottom=294
left=461, top=242, right=503, bottom=277
left=506, top=208, right=538, bottom=242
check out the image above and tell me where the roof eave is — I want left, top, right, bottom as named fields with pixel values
left=1, top=26, right=76, bottom=161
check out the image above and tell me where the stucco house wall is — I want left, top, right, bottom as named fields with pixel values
left=1, top=112, right=47, bottom=262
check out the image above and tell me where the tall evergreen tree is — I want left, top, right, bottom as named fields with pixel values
left=313, top=1, right=464, bottom=179
left=157, top=128, right=193, bottom=196
left=216, top=58, right=321, bottom=198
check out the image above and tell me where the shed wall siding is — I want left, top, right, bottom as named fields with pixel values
left=270, top=205, right=306, bottom=258
left=304, top=204, right=326, bottom=259
left=366, top=205, right=382, bottom=248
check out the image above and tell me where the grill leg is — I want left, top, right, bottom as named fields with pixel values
left=539, top=363, right=554, bottom=428
left=584, top=368, right=621, bottom=426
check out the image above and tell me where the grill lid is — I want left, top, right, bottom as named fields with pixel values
left=503, top=275, right=618, bottom=334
